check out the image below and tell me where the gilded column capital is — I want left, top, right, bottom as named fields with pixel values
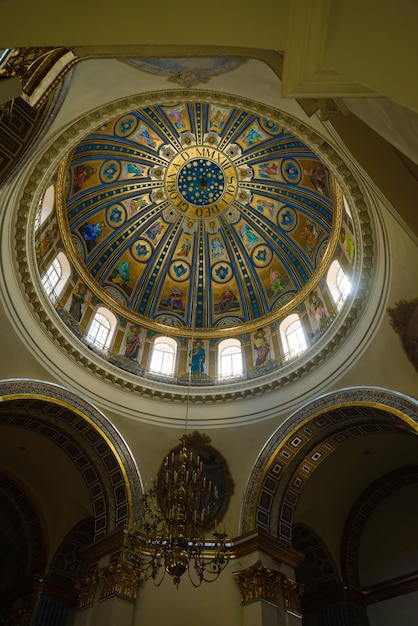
left=99, top=559, right=142, bottom=601
left=75, top=573, right=99, bottom=609
left=281, top=575, right=304, bottom=616
left=233, top=559, right=282, bottom=604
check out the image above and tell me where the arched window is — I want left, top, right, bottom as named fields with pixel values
left=327, top=259, right=351, bottom=310
left=149, top=337, right=177, bottom=377
left=280, top=314, right=308, bottom=361
left=218, top=338, right=243, bottom=380
left=39, top=184, right=55, bottom=225
left=41, top=251, right=71, bottom=302
left=85, top=307, right=117, bottom=351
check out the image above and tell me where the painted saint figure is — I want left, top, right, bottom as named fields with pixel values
left=73, top=164, right=96, bottom=193
left=340, top=228, right=355, bottom=263
left=69, top=284, right=87, bottom=323
left=308, top=164, right=327, bottom=195
left=162, top=287, right=183, bottom=310
left=83, top=221, right=104, bottom=241
left=145, top=221, right=164, bottom=243
left=309, top=290, right=327, bottom=330
left=112, top=261, right=131, bottom=285
left=177, top=237, right=192, bottom=257
left=217, top=287, right=238, bottom=314
left=82, top=221, right=105, bottom=252
left=254, top=329, right=271, bottom=367
left=124, top=325, right=141, bottom=360
left=238, top=222, right=259, bottom=250
left=300, top=221, right=319, bottom=257
left=269, top=267, right=287, bottom=293
left=190, top=340, right=205, bottom=378
left=211, top=236, right=225, bottom=260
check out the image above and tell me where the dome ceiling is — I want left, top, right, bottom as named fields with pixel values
left=56, top=99, right=342, bottom=336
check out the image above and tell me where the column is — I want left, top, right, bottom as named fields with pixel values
left=73, top=574, right=99, bottom=626
left=232, top=530, right=304, bottom=626
left=74, top=559, right=140, bottom=626
left=234, top=560, right=304, bottom=626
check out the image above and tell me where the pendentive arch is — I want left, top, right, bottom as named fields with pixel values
left=0, top=379, right=143, bottom=539
left=341, top=465, right=418, bottom=587
left=241, top=388, right=418, bottom=542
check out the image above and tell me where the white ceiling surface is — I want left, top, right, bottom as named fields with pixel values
left=343, top=97, right=418, bottom=166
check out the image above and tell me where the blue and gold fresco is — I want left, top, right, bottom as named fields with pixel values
left=58, top=101, right=341, bottom=333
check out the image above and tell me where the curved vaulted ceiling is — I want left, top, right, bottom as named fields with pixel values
left=56, top=99, right=342, bottom=337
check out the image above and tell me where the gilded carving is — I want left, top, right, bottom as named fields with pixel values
left=233, top=560, right=304, bottom=614
left=281, top=576, right=304, bottom=616
left=233, top=560, right=282, bottom=604
left=388, top=297, right=418, bottom=371
left=75, top=574, right=99, bottom=609
left=0, top=47, right=77, bottom=104
left=99, top=560, right=140, bottom=601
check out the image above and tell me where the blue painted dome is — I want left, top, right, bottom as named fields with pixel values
left=56, top=99, right=342, bottom=336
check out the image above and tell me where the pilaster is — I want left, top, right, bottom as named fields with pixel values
left=231, top=530, right=304, bottom=626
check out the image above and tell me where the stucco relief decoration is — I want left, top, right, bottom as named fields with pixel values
left=388, top=297, right=418, bottom=371
left=123, top=57, right=245, bottom=87
left=75, top=574, right=99, bottom=609
left=98, top=560, right=140, bottom=600
left=233, top=560, right=282, bottom=604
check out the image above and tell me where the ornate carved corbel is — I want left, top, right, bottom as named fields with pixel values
left=281, top=575, right=305, bottom=616
left=233, top=559, right=282, bottom=604
left=98, top=559, right=141, bottom=601
left=75, top=573, right=99, bottom=609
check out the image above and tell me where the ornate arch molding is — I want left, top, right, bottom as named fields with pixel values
left=0, top=380, right=143, bottom=538
left=241, top=388, right=418, bottom=541
left=7, top=90, right=380, bottom=404
left=341, top=465, right=418, bottom=587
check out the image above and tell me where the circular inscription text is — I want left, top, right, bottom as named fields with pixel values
left=165, top=146, right=237, bottom=218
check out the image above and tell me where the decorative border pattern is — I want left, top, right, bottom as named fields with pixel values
left=9, top=90, right=378, bottom=402
left=341, top=466, right=418, bottom=585
left=0, top=380, right=143, bottom=538
left=241, top=388, right=418, bottom=539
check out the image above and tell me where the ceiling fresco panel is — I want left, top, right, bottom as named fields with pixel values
left=58, top=100, right=341, bottom=334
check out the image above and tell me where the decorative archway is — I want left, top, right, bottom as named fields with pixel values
left=341, top=465, right=418, bottom=587
left=0, top=379, right=143, bottom=538
left=241, top=388, right=418, bottom=542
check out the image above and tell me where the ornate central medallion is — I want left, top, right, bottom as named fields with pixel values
left=165, top=146, right=237, bottom=218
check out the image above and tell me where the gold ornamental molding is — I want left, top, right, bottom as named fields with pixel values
left=0, top=47, right=79, bottom=111
left=75, top=574, right=99, bottom=609
left=11, top=90, right=376, bottom=403
left=282, top=576, right=305, bottom=617
left=233, top=559, right=304, bottom=613
left=98, top=559, right=141, bottom=601
left=233, top=560, right=282, bottom=604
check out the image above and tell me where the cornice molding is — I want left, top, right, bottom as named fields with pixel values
left=5, top=90, right=381, bottom=409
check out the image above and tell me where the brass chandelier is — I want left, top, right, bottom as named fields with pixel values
left=126, top=305, right=231, bottom=587
left=127, top=435, right=230, bottom=587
